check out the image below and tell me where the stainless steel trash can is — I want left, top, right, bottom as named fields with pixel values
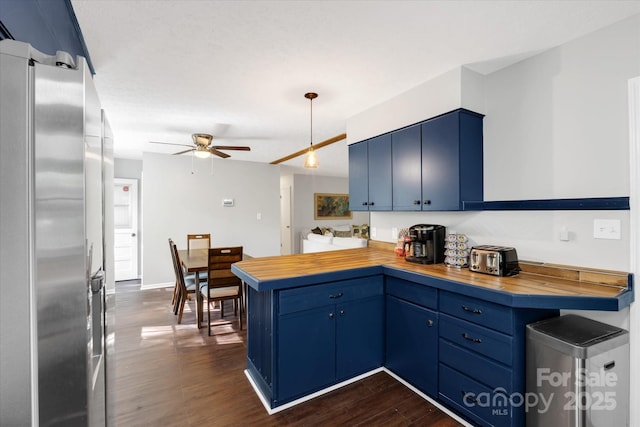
left=526, top=314, right=629, bottom=426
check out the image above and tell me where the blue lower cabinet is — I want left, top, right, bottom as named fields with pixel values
left=438, top=290, right=559, bottom=426
left=277, top=305, right=336, bottom=402
left=273, top=277, right=384, bottom=406
left=248, top=273, right=558, bottom=421
left=439, top=364, right=513, bottom=427
left=336, top=296, right=384, bottom=381
left=439, top=314, right=513, bottom=366
left=385, top=295, right=438, bottom=397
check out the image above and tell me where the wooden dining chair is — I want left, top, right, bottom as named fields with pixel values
left=187, top=233, right=211, bottom=251
left=169, top=238, right=180, bottom=307
left=199, top=246, right=243, bottom=335
left=169, top=237, right=196, bottom=309
left=169, top=239, right=203, bottom=324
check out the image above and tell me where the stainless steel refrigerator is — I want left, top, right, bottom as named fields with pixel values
left=0, top=39, right=115, bottom=426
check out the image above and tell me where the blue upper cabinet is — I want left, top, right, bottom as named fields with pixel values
left=421, top=109, right=484, bottom=211
left=0, top=0, right=95, bottom=74
left=348, top=141, right=369, bottom=211
left=368, top=134, right=393, bottom=210
left=350, top=108, right=484, bottom=212
left=392, top=124, right=422, bottom=210
left=349, top=134, right=392, bottom=211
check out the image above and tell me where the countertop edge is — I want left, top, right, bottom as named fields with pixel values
left=232, top=251, right=634, bottom=311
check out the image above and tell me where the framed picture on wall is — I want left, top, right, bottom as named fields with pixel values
left=314, top=193, right=352, bottom=220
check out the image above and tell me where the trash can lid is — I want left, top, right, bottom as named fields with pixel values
left=530, top=314, right=624, bottom=347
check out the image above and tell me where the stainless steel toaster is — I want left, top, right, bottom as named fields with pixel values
left=469, top=245, right=520, bottom=276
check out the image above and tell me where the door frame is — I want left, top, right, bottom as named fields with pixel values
left=628, top=76, right=639, bottom=427
left=113, top=178, right=139, bottom=281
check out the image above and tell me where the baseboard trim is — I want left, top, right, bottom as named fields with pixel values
left=244, top=366, right=472, bottom=425
left=245, top=367, right=384, bottom=415
left=140, top=281, right=173, bottom=290
left=382, top=368, right=472, bottom=426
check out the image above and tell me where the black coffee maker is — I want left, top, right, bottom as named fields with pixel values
left=404, top=224, right=446, bottom=264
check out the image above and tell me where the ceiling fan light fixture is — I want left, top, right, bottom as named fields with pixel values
left=194, top=146, right=210, bottom=159
left=303, top=92, right=319, bottom=169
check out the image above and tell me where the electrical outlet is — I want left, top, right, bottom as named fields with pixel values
left=559, top=226, right=569, bottom=241
left=593, top=219, right=620, bottom=240
left=391, top=227, right=398, bottom=238
left=371, top=227, right=377, bottom=238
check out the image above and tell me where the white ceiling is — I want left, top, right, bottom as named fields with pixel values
left=71, top=0, right=640, bottom=177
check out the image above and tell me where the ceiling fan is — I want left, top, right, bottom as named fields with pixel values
left=150, top=133, right=251, bottom=158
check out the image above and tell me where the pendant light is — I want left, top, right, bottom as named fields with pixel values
left=303, top=92, right=319, bottom=168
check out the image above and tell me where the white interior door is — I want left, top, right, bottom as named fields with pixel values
left=114, top=178, right=138, bottom=281
left=280, top=186, right=292, bottom=255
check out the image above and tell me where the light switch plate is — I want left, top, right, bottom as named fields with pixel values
left=593, top=219, right=621, bottom=240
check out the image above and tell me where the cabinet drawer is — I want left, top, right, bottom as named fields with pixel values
left=440, top=291, right=514, bottom=334
left=439, top=364, right=513, bottom=427
left=385, top=277, right=437, bottom=310
left=440, top=314, right=513, bottom=366
left=439, top=338, right=512, bottom=394
left=278, top=276, right=383, bottom=315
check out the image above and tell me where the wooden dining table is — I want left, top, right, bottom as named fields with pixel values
left=177, top=248, right=250, bottom=326
left=178, top=248, right=209, bottom=275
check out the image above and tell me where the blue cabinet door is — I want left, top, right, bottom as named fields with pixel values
left=367, top=134, right=392, bottom=211
left=392, top=124, right=422, bottom=210
left=385, top=295, right=438, bottom=397
left=335, top=296, right=383, bottom=381
left=421, top=112, right=460, bottom=210
left=277, top=305, right=336, bottom=404
left=421, top=109, right=483, bottom=210
left=348, top=141, right=369, bottom=211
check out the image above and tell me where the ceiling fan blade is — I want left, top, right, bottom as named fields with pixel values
left=212, top=145, right=251, bottom=151
left=150, top=141, right=193, bottom=148
left=173, top=148, right=195, bottom=155
left=209, top=148, right=231, bottom=158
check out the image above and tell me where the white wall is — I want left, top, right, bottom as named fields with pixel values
left=347, top=14, right=639, bottom=424
left=483, top=16, right=639, bottom=201
left=369, top=210, right=630, bottom=271
left=292, top=173, right=369, bottom=253
left=114, top=158, right=142, bottom=180
left=142, top=152, right=281, bottom=286
left=349, top=67, right=460, bottom=143
left=349, top=14, right=639, bottom=272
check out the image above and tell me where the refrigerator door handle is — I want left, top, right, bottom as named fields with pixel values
left=90, top=270, right=105, bottom=294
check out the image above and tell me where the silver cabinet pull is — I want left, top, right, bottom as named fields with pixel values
left=462, top=332, right=482, bottom=343
left=462, top=305, right=482, bottom=314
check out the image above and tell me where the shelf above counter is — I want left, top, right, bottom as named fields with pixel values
left=462, top=196, right=630, bottom=211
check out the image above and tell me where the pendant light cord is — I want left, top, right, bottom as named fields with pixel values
left=309, top=95, right=313, bottom=148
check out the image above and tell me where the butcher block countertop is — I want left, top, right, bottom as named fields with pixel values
left=231, top=246, right=633, bottom=311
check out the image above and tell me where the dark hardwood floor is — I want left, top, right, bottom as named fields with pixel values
left=114, top=281, right=465, bottom=426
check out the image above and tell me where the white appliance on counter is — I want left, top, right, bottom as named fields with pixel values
left=0, top=40, right=115, bottom=426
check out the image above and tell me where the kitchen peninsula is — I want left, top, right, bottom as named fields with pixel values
left=231, top=246, right=632, bottom=426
